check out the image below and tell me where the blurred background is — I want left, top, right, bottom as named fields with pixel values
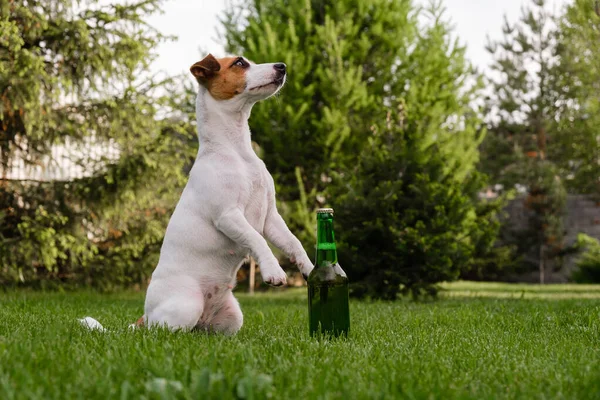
left=1, top=0, right=599, bottom=299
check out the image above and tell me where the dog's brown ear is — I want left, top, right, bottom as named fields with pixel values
left=190, top=54, right=221, bottom=83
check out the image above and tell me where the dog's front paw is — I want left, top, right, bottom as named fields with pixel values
left=295, top=254, right=314, bottom=280
left=260, top=265, right=288, bottom=287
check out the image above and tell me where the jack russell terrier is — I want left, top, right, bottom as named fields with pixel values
left=81, top=55, right=314, bottom=334
left=93, top=54, right=312, bottom=335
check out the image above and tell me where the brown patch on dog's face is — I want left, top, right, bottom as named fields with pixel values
left=190, top=54, right=249, bottom=100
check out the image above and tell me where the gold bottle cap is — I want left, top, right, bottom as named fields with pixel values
left=316, top=208, right=334, bottom=214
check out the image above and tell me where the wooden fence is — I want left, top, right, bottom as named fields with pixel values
left=0, top=137, right=119, bottom=183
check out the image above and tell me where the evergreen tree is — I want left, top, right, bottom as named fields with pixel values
left=222, top=0, right=484, bottom=244
left=0, top=0, right=195, bottom=287
left=552, top=0, right=600, bottom=195
left=332, top=102, right=501, bottom=299
left=222, top=0, right=419, bottom=246
left=481, top=0, right=566, bottom=283
left=331, top=4, right=503, bottom=299
left=223, top=0, right=500, bottom=297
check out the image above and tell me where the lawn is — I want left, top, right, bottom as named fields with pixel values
left=1, top=282, right=599, bottom=399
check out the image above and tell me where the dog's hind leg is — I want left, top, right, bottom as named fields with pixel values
left=206, top=292, right=243, bottom=335
left=145, top=291, right=205, bottom=331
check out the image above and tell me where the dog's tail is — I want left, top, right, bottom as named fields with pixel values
left=79, top=317, right=106, bottom=331
left=79, top=315, right=145, bottom=331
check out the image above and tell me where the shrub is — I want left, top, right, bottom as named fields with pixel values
left=571, top=234, right=600, bottom=283
left=332, top=105, right=500, bottom=300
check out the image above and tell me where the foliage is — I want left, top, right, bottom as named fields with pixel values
left=482, top=0, right=559, bottom=169
left=1, top=286, right=600, bottom=399
left=521, top=160, right=566, bottom=256
left=460, top=193, right=519, bottom=281
left=221, top=0, right=420, bottom=247
left=572, top=233, right=600, bottom=283
left=223, top=0, right=502, bottom=296
left=332, top=97, right=498, bottom=299
left=551, top=0, right=600, bottom=195
left=0, top=0, right=196, bottom=288
left=481, top=0, right=566, bottom=281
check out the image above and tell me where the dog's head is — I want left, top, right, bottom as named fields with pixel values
left=190, top=54, right=286, bottom=103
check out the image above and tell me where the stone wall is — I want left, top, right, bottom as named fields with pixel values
left=504, top=195, right=600, bottom=282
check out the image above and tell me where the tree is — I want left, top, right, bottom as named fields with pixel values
left=332, top=3, right=505, bottom=299
left=551, top=0, right=600, bottom=196
left=221, top=0, right=420, bottom=247
left=332, top=105, right=503, bottom=299
left=223, top=0, right=501, bottom=297
left=481, top=0, right=566, bottom=283
left=0, top=0, right=196, bottom=287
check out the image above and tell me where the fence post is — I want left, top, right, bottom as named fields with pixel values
left=539, top=245, right=545, bottom=284
left=249, top=257, right=256, bottom=294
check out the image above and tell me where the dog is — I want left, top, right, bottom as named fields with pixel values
left=135, top=54, right=314, bottom=334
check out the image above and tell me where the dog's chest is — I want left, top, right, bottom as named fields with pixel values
left=242, top=163, right=270, bottom=232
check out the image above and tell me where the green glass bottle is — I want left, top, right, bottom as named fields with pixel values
left=307, top=208, right=350, bottom=337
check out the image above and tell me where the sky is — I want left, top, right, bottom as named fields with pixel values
left=146, top=0, right=571, bottom=79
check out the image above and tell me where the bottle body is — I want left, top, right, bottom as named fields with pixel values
left=308, top=209, right=350, bottom=337
left=308, top=262, right=350, bottom=337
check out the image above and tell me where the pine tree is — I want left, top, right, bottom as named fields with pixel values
left=223, top=0, right=499, bottom=297
left=221, top=0, right=419, bottom=246
left=552, top=0, right=600, bottom=195
left=222, top=0, right=484, bottom=246
left=331, top=3, right=502, bottom=299
left=331, top=104, right=500, bottom=299
left=482, top=0, right=566, bottom=283
left=0, top=0, right=196, bottom=287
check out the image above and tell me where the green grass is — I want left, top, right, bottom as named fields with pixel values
left=1, top=282, right=599, bottom=399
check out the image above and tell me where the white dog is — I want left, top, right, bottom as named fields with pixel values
left=136, top=54, right=314, bottom=334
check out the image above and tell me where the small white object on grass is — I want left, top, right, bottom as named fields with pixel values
left=79, top=317, right=106, bottom=332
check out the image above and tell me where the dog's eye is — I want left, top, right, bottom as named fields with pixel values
left=235, top=60, right=245, bottom=67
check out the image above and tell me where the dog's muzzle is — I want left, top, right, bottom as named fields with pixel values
left=274, top=63, right=286, bottom=83
left=273, top=63, right=286, bottom=74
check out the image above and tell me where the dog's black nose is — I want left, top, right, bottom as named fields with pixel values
left=274, top=63, right=286, bottom=73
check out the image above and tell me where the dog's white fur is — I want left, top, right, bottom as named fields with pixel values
left=141, top=56, right=314, bottom=334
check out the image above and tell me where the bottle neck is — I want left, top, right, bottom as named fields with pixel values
left=315, top=214, right=337, bottom=267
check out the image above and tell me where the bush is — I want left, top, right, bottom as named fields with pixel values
left=571, top=234, right=600, bottom=283
left=0, top=1, right=196, bottom=288
left=331, top=105, right=501, bottom=300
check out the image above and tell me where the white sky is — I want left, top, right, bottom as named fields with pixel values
left=145, top=0, right=570, bottom=79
